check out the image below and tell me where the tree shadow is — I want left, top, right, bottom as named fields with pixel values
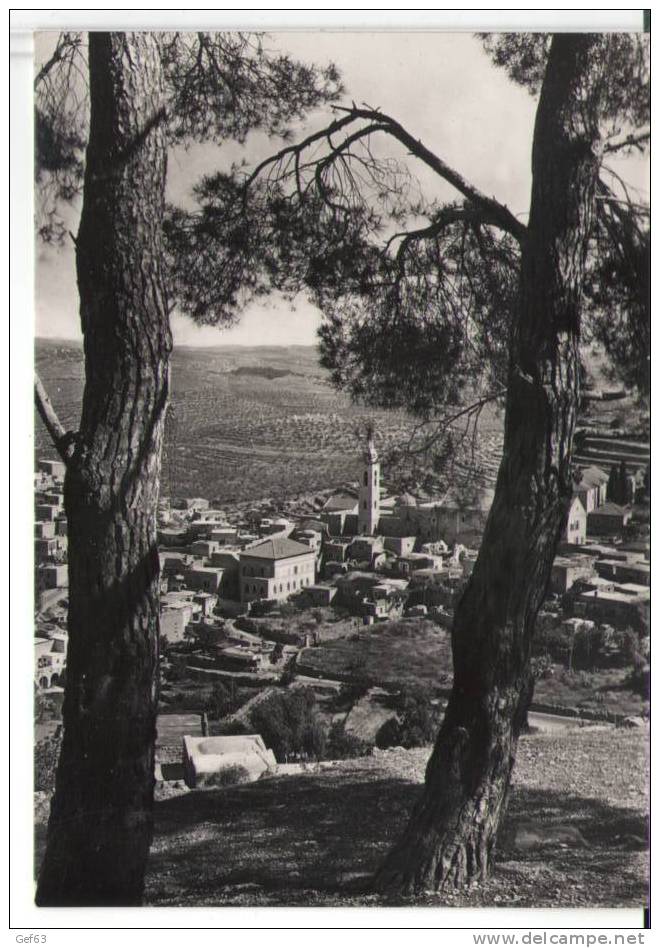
left=144, top=767, right=648, bottom=907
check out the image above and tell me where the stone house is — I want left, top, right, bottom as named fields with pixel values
left=587, top=502, right=632, bottom=537
left=574, top=466, right=608, bottom=512
left=302, top=584, right=338, bottom=606
left=595, top=558, right=650, bottom=587
left=561, top=495, right=587, bottom=545
left=38, top=458, right=66, bottom=482
left=35, top=521, right=55, bottom=540
left=39, top=563, right=69, bottom=589
left=184, top=565, right=224, bottom=594
left=549, top=556, right=594, bottom=594
left=384, top=535, right=417, bottom=556
left=35, top=631, right=67, bottom=689
left=239, top=536, right=316, bottom=603
left=160, top=600, right=194, bottom=642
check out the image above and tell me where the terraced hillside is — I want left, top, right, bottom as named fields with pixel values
left=573, top=432, right=650, bottom=475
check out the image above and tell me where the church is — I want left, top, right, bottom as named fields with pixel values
left=321, top=430, right=493, bottom=546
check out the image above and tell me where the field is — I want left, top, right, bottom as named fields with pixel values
left=297, top=619, right=453, bottom=691
left=140, top=727, right=648, bottom=907
left=533, top=667, right=646, bottom=719
left=296, top=620, right=646, bottom=718
left=35, top=338, right=648, bottom=515
left=34, top=339, right=505, bottom=507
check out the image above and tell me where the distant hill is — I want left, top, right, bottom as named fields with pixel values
left=35, top=339, right=644, bottom=509
left=34, top=339, right=415, bottom=505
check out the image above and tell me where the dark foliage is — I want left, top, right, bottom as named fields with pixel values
left=325, top=721, right=373, bottom=760
left=376, top=688, right=442, bottom=749
left=206, top=680, right=242, bottom=719
left=227, top=687, right=326, bottom=762
left=607, top=460, right=634, bottom=505
left=34, top=31, right=342, bottom=244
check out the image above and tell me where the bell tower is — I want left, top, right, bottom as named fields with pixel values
left=358, top=427, right=380, bottom=535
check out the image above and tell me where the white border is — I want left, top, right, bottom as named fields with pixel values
left=9, top=9, right=645, bottom=32
left=9, top=6, right=651, bottom=936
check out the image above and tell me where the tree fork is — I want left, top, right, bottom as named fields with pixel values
left=373, top=33, right=603, bottom=896
left=35, top=372, right=77, bottom=463
left=36, top=32, right=171, bottom=906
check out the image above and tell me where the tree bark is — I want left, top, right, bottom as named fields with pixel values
left=36, top=33, right=170, bottom=906
left=373, top=34, right=603, bottom=895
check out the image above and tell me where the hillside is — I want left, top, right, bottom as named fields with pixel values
left=34, top=339, right=504, bottom=507
left=34, top=339, right=647, bottom=510
left=141, top=727, right=648, bottom=907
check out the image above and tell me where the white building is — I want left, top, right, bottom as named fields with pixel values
left=239, top=536, right=316, bottom=603
left=35, top=631, right=67, bottom=689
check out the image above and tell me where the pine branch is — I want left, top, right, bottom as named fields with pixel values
left=333, top=106, right=527, bottom=243
left=34, top=372, right=77, bottom=464
left=603, top=128, right=650, bottom=154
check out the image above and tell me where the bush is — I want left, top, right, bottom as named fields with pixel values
left=239, top=687, right=325, bottom=763
left=530, top=654, right=553, bottom=680
left=534, top=622, right=641, bottom=671
left=278, top=602, right=300, bottom=619
left=202, top=765, right=252, bottom=788
left=376, top=688, right=441, bottom=749
left=339, top=681, right=369, bottom=705
left=205, top=681, right=244, bottom=720
left=375, top=717, right=402, bottom=749
left=164, top=664, right=187, bottom=683
left=326, top=721, right=373, bottom=759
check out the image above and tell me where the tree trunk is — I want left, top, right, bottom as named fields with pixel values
left=36, top=33, right=170, bottom=906
left=373, top=34, right=603, bottom=895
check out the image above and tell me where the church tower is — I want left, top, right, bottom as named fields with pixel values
left=358, top=427, right=380, bottom=535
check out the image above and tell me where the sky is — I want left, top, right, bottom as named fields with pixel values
left=34, top=30, right=649, bottom=347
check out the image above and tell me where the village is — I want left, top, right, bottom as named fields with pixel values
left=34, top=410, right=650, bottom=789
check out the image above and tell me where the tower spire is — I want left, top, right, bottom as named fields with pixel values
left=358, top=424, right=380, bottom=534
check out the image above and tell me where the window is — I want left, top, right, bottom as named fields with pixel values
left=363, top=500, right=367, bottom=509
left=294, top=565, right=298, bottom=574
left=363, top=471, right=368, bottom=486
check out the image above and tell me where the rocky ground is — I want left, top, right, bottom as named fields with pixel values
left=138, top=726, right=648, bottom=908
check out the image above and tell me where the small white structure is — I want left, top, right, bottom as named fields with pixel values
left=182, top=734, right=277, bottom=789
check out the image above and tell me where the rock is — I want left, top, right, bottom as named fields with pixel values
left=512, top=822, right=590, bottom=851
left=621, top=716, right=646, bottom=728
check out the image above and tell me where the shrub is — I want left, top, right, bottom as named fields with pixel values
left=241, top=687, right=325, bottom=763
left=279, top=602, right=300, bottom=618
left=206, top=681, right=244, bottom=720
left=326, top=721, right=373, bottom=759
left=164, top=664, right=187, bottom=683
left=530, top=654, right=553, bottom=680
left=270, top=642, right=285, bottom=665
left=375, top=717, right=402, bottom=749
left=377, top=688, right=442, bottom=749
left=202, top=765, right=252, bottom=788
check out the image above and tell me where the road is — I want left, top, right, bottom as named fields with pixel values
left=527, top=710, right=610, bottom=733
